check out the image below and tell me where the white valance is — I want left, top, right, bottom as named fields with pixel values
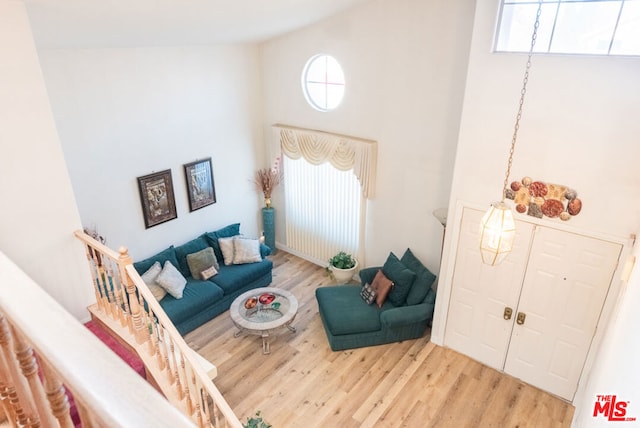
left=273, top=124, right=377, bottom=199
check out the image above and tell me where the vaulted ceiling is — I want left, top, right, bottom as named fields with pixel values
left=24, top=0, right=373, bottom=49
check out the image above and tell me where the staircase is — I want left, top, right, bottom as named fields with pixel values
left=0, top=232, right=241, bottom=427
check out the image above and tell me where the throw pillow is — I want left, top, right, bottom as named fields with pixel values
left=155, top=261, right=187, bottom=299
left=140, top=261, right=167, bottom=301
left=218, top=236, right=237, bottom=266
left=371, top=269, right=394, bottom=308
left=174, top=236, right=210, bottom=277
left=186, top=247, right=219, bottom=279
left=259, top=243, right=272, bottom=258
left=204, top=223, right=241, bottom=262
left=382, top=252, right=416, bottom=306
left=233, top=237, right=262, bottom=264
left=360, top=282, right=377, bottom=305
left=401, top=248, right=437, bottom=306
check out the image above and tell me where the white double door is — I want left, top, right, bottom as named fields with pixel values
left=445, top=208, right=622, bottom=401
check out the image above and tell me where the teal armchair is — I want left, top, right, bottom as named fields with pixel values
left=315, top=250, right=437, bottom=351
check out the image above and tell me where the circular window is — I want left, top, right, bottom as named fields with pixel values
left=301, top=54, right=345, bottom=112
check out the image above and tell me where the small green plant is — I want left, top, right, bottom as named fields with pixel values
left=243, top=411, right=271, bottom=428
left=328, top=251, right=356, bottom=269
left=326, top=251, right=356, bottom=274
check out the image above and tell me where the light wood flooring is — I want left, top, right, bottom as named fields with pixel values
left=185, top=251, right=575, bottom=427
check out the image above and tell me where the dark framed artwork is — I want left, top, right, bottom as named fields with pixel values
left=137, top=169, right=177, bottom=228
left=184, top=158, right=216, bottom=211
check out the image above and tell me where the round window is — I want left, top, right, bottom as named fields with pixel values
left=301, top=54, right=345, bottom=112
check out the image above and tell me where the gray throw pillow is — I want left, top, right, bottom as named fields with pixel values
left=186, top=247, right=219, bottom=279
left=140, top=261, right=167, bottom=301
left=155, top=261, right=187, bottom=299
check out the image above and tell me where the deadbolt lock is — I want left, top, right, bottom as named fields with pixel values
left=517, top=312, right=526, bottom=325
left=503, top=307, right=513, bottom=320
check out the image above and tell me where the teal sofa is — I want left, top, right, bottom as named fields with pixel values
left=133, top=223, right=272, bottom=335
left=315, top=249, right=436, bottom=351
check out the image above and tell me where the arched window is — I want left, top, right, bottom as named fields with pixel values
left=301, top=54, right=345, bottom=111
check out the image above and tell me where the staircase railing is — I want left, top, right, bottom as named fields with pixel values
left=0, top=250, right=195, bottom=427
left=73, top=231, right=242, bottom=428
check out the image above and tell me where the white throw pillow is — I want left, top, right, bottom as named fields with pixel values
left=218, top=236, right=237, bottom=266
left=233, top=237, right=262, bottom=264
left=140, top=261, right=167, bottom=301
left=155, top=261, right=187, bottom=299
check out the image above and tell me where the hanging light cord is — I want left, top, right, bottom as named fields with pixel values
left=501, top=0, right=543, bottom=202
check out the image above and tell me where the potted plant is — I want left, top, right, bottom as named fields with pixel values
left=243, top=411, right=271, bottom=428
left=326, top=251, right=358, bottom=283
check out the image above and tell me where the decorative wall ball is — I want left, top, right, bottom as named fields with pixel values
left=522, top=176, right=532, bottom=187
left=516, top=204, right=527, bottom=213
left=568, top=198, right=582, bottom=215
left=529, top=181, right=548, bottom=197
left=511, top=181, right=522, bottom=191
left=560, top=212, right=571, bottom=221
left=565, top=189, right=577, bottom=200
left=541, top=199, right=564, bottom=218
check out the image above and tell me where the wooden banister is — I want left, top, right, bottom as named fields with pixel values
left=73, top=230, right=242, bottom=428
left=0, top=250, right=194, bottom=427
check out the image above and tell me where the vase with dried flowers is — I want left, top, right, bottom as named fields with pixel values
left=254, top=158, right=283, bottom=208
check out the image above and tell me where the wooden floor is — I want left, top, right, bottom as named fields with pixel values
left=185, top=251, right=574, bottom=427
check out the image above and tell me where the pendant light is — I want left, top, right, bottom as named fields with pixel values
left=480, top=0, right=542, bottom=266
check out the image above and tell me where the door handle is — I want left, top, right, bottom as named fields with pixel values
left=503, top=307, right=513, bottom=320
left=516, top=312, right=526, bottom=325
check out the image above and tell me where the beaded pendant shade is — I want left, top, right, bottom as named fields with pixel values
left=480, top=0, right=542, bottom=266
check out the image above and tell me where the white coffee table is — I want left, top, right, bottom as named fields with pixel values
left=230, top=287, right=298, bottom=354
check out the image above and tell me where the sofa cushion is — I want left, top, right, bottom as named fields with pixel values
left=218, top=236, right=237, bottom=265
left=204, top=223, right=241, bottom=261
left=401, top=248, right=437, bottom=306
left=133, top=246, right=179, bottom=276
left=160, top=280, right=224, bottom=325
left=140, top=261, right=167, bottom=301
left=382, top=252, right=416, bottom=307
left=156, top=261, right=187, bottom=299
left=174, top=236, right=211, bottom=277
left=211, top=259, right=273, bottom=294
left=371, top=269, right=394, bottom=308
left=316, top=285, right=394, bottom=336
left=233, top=237, right=262, bottom=264
left=186, top=247, right=219, bottom=279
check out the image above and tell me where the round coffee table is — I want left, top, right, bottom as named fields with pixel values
left=230, top=287, right=298, bottom=354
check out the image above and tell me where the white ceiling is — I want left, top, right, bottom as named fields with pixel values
left=24, top=0, right=373, bottom=49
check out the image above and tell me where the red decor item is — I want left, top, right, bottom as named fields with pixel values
left=505, top=176, right=582, bottom=222
left=259, top=293, right=276, bottom=305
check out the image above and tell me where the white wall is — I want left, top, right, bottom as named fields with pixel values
left=38, top=45, right=266, bottom=260
left=260, top=0, right=476, bottom=270
left=573, top=242, right=639, bottom=426
left=432, top=0, right=640, bottom=417
left=0, top=0, right=93, bottom=320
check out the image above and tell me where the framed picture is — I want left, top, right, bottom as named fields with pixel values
left=184, top=158, right=216, bottom=211
left=137, top=169, right=177, bottom=228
